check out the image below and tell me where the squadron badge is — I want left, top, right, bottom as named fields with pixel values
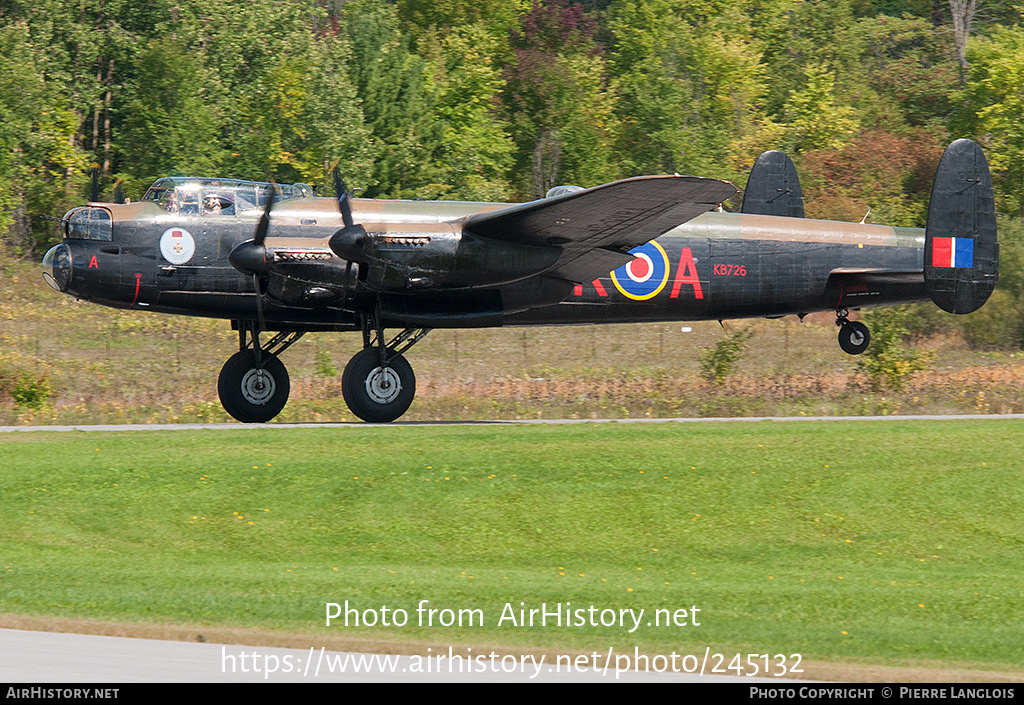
left=159, top=228, right=196, bottom=265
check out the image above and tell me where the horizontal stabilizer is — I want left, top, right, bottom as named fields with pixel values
left=924, top=139, right=998, bottom=314
left=741, top=150, right=804, bottom=218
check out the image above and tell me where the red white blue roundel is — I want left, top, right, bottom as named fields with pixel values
left=610, top=241, right=670, bottom=300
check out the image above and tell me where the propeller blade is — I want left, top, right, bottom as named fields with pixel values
left=231, top=181, right=279, bottom=329
left=90, top=167, right=99, bottom=202
left=254, top=181, right=276, bottom=246
left=333, top=167, right=353, bottom=228
left=113, top=180, right=125, bottom=205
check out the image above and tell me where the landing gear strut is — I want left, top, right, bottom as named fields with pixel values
left=218, top=322, right=303, bottom=422
left=835, top=308, right=870, bottom=355
left=341, top=313, right=430, bottom=423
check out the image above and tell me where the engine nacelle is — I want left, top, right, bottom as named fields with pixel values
left=263, top=259, right=359, bottom=308
left=330, top=227, right=560, bottom=292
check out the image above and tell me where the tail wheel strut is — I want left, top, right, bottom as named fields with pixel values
left=835, top=310, right=870, bottom=355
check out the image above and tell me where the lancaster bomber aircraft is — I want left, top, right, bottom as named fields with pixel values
left=42, top=139, right=997, bottom=423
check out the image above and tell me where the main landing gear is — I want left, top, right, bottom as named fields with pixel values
left=835, top=308, right=870, bottom=355
left=218, top=323, right=303, bottom=423
left=342, top=316, right=430, bottom=423
left=217, top=317, right=431, bottom=424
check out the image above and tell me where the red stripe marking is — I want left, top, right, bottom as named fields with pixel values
left=129, top=273, right=141, bottom=308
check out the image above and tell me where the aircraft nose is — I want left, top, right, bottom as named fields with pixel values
left=42, top=243, right=72, bottom=292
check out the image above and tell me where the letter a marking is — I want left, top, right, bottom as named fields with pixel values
left=670, top=247, right=703, bottom=299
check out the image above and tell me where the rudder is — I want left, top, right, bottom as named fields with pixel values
left=741, top=150, right=804, bottom=218
left=925, top=138, right=998, bottom=314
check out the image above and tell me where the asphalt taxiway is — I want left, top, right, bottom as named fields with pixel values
left=3, top=414, right=1023, bottom=434
left=0, top=629, right=787, bottom=683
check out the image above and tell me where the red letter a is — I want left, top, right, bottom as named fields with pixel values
left=670, top=247, right=702, bottom=299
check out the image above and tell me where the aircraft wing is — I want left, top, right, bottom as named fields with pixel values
left=462, top=175, right=737, bottom=283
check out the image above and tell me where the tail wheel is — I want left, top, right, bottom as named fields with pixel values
left=218, top=350, right=290, bottom=423
left=838, top=321, right=870, bottom=355
left=342, top=348, right=415, bottom=423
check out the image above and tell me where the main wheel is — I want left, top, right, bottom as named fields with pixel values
left=838, top=321, right=870, bottom=355
left=218, top=350, right=290, bottom=423
left=341, top=348, right=415, bottom=423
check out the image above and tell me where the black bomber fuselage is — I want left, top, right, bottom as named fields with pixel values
left=40, top=141, right=995, bottom=425
left=46, top=198, right=927, bottom=330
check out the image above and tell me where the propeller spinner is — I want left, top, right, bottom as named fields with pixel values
left=228, top=184, right=275, bottom=277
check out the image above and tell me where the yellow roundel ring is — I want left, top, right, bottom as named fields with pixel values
left=610, top=241, right=670, bottom=301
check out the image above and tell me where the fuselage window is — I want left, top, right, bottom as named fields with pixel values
left=64, top=207, right=112, bottom=241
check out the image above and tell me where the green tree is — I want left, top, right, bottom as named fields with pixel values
left=397, top=0, right=524, bottom=51
left=118, top=37, right=225, bottom=185
left=781, top=64, right=860, bottom=154
left=503, top=0, right=619, bottom=196
left=609, top=0, right=776, bottom=184
left=340, top=0, right=444, bottom=198
left=854, top=13, right=958, bottom=133
left=955, top=24, right=1024, bottom=217
left=300, top=34, right=377, bottom=191
left=755, top=0, right=864, bottom=118
left=0, top=22, right=88, bottom=254
left=421, top=24, right=515, bottom=200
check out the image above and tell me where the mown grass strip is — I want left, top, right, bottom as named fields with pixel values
left=1, top=420, right=1022, bottom=667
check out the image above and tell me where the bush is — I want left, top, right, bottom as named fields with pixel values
left=313, top=350, right=338, bottom=377
left=901, top=302, right=958, bottom=341
left=700, top=326, right=753, bottom=385
left=11, top=374, right=51, bottom=409
left=856, top=307, right=931, bottom=391
left=959, top=289, right=1024, bottom=349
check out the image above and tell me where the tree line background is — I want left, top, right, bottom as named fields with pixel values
left=1, top=0, right=1024, bottom=344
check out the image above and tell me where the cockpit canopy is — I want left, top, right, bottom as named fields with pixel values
left=141, top=177, right=314, bottom=216
left=63, top=206, right=112, bottom=241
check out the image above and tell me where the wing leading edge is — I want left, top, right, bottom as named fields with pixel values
left=463, top=175, right=737, bottom=284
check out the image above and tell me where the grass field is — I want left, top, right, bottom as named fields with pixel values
left=2, top=420, right=1023, bottom=676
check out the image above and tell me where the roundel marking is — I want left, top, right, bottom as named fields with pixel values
left=610, top=241, right=670, bottom=300
left=159, top=228, right=196, bottom=265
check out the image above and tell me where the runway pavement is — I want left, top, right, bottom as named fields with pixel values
left=3, top=414, right=1024, bottom=433
left=0, top=629, right=786, bottom=683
